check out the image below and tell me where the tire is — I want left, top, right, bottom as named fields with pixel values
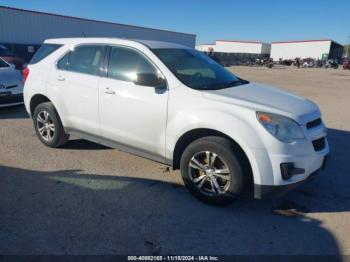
left=180, top=136, right=245, bottom=206
left=33, top=102, right=69, bottom=148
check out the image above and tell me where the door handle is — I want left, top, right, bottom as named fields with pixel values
left=105, top=87, right=116, bottom=95
left=57, top=76, right=65, bottom=81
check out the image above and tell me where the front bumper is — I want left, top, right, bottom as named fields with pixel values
left=254, top=155, right=328, bottom=199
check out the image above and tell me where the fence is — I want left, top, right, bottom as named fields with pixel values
left=203, top=52, right=270, bottom=66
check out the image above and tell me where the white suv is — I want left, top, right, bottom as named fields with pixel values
left=23, top=38, right=329, bottom=205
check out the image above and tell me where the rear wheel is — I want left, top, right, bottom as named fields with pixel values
left=180, top=136, right=245, bottom=206
left=33, top=102, right=69, bottom=148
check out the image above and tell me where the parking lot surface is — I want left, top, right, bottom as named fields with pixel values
left=1, top=66, right=350, bottom=255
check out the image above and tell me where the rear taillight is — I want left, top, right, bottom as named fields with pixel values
left=22, top=67, right=29, bottom=84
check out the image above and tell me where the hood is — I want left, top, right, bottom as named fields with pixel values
left=202, top=82, right=320, bottom=124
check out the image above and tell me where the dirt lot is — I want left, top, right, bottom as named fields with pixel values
left=1, top=66, right=350, bottom=255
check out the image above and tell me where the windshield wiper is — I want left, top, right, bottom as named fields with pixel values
left=199, top=79, right=249, bottom=91
left=223, top=80, right=241, bottom=87
left=222, top=79, right=249, bottom=88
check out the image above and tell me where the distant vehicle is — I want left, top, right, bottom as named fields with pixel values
left=282, top=59, right=293, bottom=66
left=0, top=45, right=27, bottom=70
left=302, top=62, right=314, bottom=68
left=0, top=57, right=24, bottom=107
left=24, top=38, right=329, bottom=205
left=293, top=58, right=301, bottom=68
left=263, top=58, right=274, bottom=68
left=301, top=58, right=316, bottom=68
left=315, top=59, right=323, bottom=68
left=324, top=59, right=339, bottom=69
left=343, top=58, right=350, bottom=70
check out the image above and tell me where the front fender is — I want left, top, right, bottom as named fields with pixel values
left=166, top=107, right=269, bottom=185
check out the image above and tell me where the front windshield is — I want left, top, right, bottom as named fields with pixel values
left=152, top=48, right=248, bottom=90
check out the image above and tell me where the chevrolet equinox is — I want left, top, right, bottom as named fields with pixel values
left=23, top=38, right=329, bottom=205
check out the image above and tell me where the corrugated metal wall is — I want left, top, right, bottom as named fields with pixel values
left=0, top=6, right=196, bottom=47
left=196, top=41, right=271, bottom=55
left=214, top=41, right=265, bottom=54
left=261, top=43, right=271, bottom=55
left=270, top=41, right=332, bottom=60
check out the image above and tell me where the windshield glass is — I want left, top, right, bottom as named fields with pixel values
left=0, top=57, right=10, bottom=68
left=152, top=48, right=248, bottom=90
left=0, top=45, right=14, bottom=56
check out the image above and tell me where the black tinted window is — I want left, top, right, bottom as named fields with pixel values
left=0, top=58, right=9, bottom=68
left=30, top=44, right=61, bottom=64
left=108, top=46, right=157, bottom=83
left=57, top=45, right=105, bottom=76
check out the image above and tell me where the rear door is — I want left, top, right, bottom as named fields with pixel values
left=47, top=44, right=106, bottom=135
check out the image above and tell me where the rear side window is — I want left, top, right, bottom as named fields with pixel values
left=0, top=58, right=9, bottom=68
left=107, top=46, right=157, bottom=82
left=57, top=45, right=105, bottom=76
left=30, top=44, right=62, bottom=64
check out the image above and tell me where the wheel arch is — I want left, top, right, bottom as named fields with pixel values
left=29, top=94, right=51, bottom=116
left=172, top=128, right=254, bottom=190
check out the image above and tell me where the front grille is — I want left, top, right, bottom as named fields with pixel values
left=312, top=137, right=326, bottom=151
left=307, top=118, right=322, bottom=129
left=0, top=94, right=23, bottom=105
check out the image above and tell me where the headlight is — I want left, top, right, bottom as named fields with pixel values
left=256, top=112, right=304, bottom=143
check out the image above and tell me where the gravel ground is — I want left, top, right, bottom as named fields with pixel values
left=0, top=66, right=350, bottom=255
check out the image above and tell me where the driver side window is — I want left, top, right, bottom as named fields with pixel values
left=107, top=46, right=157, bottom=84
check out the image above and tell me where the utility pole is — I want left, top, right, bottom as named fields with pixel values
left=347, top=34, right=350, bottom=57
left=346, top=34, right=350, bottom=58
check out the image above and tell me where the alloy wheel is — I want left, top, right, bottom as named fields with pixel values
left=36, top=110, right=55, bottom=141
left=188, top=151, right=231, bottom=196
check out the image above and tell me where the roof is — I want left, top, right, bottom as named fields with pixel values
left=45, top=37, right=191, bottom=49
left=137, top=39, right=190, bottom=49
left=0, top=5, right=195, bottom=37
left=216, top=40, right=267, bottom=44
left=196, top=43, right=215, bottom=46
left=272, top=39, right=333, bottom=44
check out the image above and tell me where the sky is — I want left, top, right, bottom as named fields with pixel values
left=0, top=0, right=349, bottom=45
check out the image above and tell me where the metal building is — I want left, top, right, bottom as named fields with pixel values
left=196, top=40, right=271, bottom=66
left=270, top=39, right=344, bottom=61
left=196, top=44, right=216, bottom=52
left=196, top=40, right=271, bottom=55
left=0, top=6, right=196, bottom=61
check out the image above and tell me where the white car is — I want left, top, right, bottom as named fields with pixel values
left=0, top=57, right=24, bottom=107
left=23, top=38, right=329, bottom=205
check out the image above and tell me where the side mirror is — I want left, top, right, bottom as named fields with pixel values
left=134, top=73, right=166, bottom=89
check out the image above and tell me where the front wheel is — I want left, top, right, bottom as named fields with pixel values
left=33, top=102, right=69, bottom=148
left=180, top=136, right=245, bottom=206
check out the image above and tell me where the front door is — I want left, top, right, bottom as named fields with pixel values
left=99, top=45, right=168, bottom=160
